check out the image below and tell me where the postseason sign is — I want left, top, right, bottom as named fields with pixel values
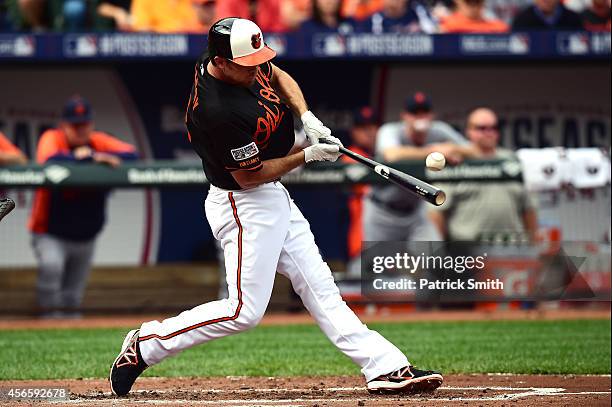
left=0, top=32, right=609, bottom=61
left=460, top=34, right=530, bottom=55
left=313, top=33, right=434, bottom=57
left=64, top=34, right=189, bottom=58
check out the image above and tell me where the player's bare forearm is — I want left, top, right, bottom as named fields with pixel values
left=0, top=151, right=28, bottom=166
left=231, top=151, right=305, bottom=189
left=270, top=64, right=308, bottom=117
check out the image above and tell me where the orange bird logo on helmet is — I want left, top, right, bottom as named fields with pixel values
left=251, top=33, right=261, bottom=49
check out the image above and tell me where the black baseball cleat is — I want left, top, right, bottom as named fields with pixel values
left=367, top=365, right=443, bottom=394
left=0, top=198, right=16, bottom=222
left=109, top=329, right=147, bottom=396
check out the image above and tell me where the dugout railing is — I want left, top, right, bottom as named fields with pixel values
left=0, top=158, right=610, bottom=315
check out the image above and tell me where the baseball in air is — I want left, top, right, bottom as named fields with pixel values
left=426, top=152, right=446, bottom=171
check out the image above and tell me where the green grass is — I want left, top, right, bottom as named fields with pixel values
left=0, top=320, right=609, bottom=380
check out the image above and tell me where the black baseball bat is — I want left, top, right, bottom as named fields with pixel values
left=322, top=141, right=446, bottom=206
left=0, top=198, right=16, bottom=223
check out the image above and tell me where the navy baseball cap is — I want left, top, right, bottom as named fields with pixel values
left=62, top=96, right=93, bottom=123
left=353, top=106, right=379, bottom=126
left=405, top=92, right=432, bottom=113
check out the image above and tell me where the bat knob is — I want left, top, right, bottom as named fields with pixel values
left=434, top=190, right=446, bottom=206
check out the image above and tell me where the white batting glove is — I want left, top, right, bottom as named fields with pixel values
left=301, top=111, right=331, bottom=145
left=319, top=135, right=344, bottom=148
left=304, top=144, right=342, bottom=163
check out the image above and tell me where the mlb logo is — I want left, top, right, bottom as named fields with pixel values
left=313, top=34, right=346, bottom=57
left=64, top=35, right=98, bottom=57
left=557, top=33, right=589, bottom=55
left=13, top=36, right=35, bottom=57
left=264, top=35, right=286, bottom=56
left=0, top=35, right=35, bottom=57
left=508, top=34, right=529, bottom=54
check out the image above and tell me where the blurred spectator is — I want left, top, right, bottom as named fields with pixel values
left=216, top=0, right=288, bottom=32
left=192, top=0, right=217, bottom=32
left=300, top=0, right=356, bottom=34
left=341, top=0, right=383, bottom=20
left=581, top=0, right=611, bottom=31
left=359, top=0, right=438, bottom=33
left=363, top=92, right=479, bottom=243
left=428, top=0, right=453, bottom=21
left=565, top=0, right=591, bottom=13
left=130, top=0, right=207, bottom=33
left=486, top=0, right=533, bottom=24
left=14, top=0, right=104, bottom=31
left=0, top=131, right=27, bottom=166
left=429, top=108, right=538, bottom=242
left=343, top=107, right=379, bottom=275
left=512, top=0, right=584, bottom=30
left=29, top=96, right=138, bottom=318
left=16, top=0, right=48, bottom=31
left=1, top=0, right=19, bottom=30
left=282, top=0, right=312, bottom=30
left=0, top=131, right=26, bottom=202
left=61, top=0, right=87, bottom=30
left=96, top=0, right=132, bottom=31
left=440, top=0, right=509, bottom=32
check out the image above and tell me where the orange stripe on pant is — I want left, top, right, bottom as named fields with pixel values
left=139, top=192, right=243, bottom=342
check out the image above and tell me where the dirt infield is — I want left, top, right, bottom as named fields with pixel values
left=0, top=308, right=609, bottom=330
left=1, top=374, right=610, bottom=406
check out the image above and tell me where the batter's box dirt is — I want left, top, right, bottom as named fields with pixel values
left=2, top=374, right=610, bottom=406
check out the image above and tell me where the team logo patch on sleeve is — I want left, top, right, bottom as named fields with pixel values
left=231, top=142, right=259, bottom=161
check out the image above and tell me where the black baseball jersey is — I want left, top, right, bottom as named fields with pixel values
left=185, top=56, right=295, bottom=190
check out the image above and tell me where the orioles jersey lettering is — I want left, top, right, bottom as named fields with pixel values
left=253, top=101, right=285, bottom=149
left=254, top=68, right=281, bottom=104
left=185, top=56, right=294, bottom=190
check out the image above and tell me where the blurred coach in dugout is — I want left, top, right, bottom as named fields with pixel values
left=29, top=96, right=138, bottom=318
left=0, top=131, right=27, bottom=168
left=0, top=131, right=27, bottom=200
left=429, top=108, right=538, bottom=242
left=363, top=92, right=480, bottom=243
left=343, top=107, right=379, bottom=276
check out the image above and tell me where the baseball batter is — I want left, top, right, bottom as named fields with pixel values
left=110, top=17, right=442, bottom=396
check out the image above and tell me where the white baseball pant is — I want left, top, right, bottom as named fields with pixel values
left=138, top=181, right=408, bottom=381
